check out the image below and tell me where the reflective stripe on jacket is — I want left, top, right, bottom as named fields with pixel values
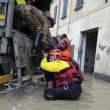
left=16, top=0, right=26, bottom=4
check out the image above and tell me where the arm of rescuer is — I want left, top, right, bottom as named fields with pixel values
left=40, top=58, right=70, bottom=73
left=31, top=6, right=51, bottom=49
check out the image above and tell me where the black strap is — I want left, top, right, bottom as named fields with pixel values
left=60, top=67, right=71, bottom=73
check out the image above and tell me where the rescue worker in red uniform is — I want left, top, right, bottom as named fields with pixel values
left=40, top=49, right=84, bottom=100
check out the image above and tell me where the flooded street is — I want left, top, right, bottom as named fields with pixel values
left=0, top=73, right=110, bottom=110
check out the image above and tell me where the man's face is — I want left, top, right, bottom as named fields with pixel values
left=58, top=39, right=67, bottom=50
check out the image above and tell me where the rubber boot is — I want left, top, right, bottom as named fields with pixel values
left=32, top=33, right=43, bottom=55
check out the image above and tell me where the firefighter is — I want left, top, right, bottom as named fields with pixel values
left=13, top=0, right=54, bottom=54
left=40, top=49, right=84, bottom=100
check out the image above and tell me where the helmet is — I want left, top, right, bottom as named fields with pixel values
left=61, top=50, right=71, bottom=59
left=49, top=49, right=62, bottom=59
left=64, top=38, right=71, bottom=48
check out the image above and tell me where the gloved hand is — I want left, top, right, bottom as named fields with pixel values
left=73, top=73, right=83, bottom=84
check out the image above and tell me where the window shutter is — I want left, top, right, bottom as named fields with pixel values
left=81, top=0, right=83, bottom=5
left=76, top=0, right=79, bottom=7
left=54, top=5, right=58, bottom=24
left=76, top=0, right=83, bottom=7
left=62, top=0, right=68, bottom=17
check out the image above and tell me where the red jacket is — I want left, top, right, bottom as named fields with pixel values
left=54, top=57, right=84, bottom=87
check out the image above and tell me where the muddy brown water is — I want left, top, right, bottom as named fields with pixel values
left=0, top=73, right=110, bottom=110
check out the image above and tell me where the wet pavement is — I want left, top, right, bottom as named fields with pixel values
left=0, top=73, right=110, bottom=110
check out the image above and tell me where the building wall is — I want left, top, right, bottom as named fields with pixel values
left=50, top=0, right=73, bottom=36
left=70, top=0, right=106, bottom=21
left=50, top=0, right=110, bottom=81
left=50, top=0, right=58, bottom=36
left=60, top=6, right=110, bottom=75
left=50, top=0, right=110, bottom=36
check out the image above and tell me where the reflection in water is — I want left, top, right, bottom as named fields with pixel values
left=0, top=73, right=110, bottom=110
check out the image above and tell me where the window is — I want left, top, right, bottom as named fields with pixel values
left=76, top=0, right=84, bottom=9
left=62, top=0, right=68, bottom=19
left=54, top=5, right=58, bottom=24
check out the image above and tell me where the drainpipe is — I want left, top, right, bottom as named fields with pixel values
left=68, top=0, right=72, bottom=33
left=56, top=0, right=61, bottom=35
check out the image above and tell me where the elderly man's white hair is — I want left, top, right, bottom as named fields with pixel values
left=44, top=11, right=51, bottom=17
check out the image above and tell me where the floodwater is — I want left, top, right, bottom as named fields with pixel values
left=0, top=73, right=110, bottom=110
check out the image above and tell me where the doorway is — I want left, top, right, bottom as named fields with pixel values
left=80, top=29, right=98, bottom=74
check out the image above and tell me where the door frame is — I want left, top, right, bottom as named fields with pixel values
left=80, top=33, right=87, bottom=73
left=80, top=28, right=98, bottom=74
